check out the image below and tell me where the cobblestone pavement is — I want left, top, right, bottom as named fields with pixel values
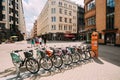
left=0, top=41, right=120, bottom=80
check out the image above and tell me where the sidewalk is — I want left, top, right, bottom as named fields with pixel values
left=0, top=58, right=120, bottom=80
left=0, top=41, right=120, bottom=80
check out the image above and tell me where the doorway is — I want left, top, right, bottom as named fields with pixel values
left=105, top=33, right=116, bottom=45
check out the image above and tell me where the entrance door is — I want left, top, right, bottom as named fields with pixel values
left=105, top=33, right=116, bottom=45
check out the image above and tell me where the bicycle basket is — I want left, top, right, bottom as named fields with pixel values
left=46, top=50, right=52, bottom=57
left=10, top=53, right=21, bottom=63
left=69, top=48, right=75, bottom=54
left=37, top=50, right=45, bottom=58
left=24, top=52, right=33, bottom=58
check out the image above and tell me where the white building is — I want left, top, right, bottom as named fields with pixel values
left=37, top=0, right=77, bottom=40
left=0, top=0, right=26, bottom=41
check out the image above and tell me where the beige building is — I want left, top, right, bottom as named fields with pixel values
left=31, top=20, right=37, bottom=38
left=37, top=0, right=77, bottom=40
left=84, top=0, right=120, bottom=46
left=0, top=0, right=26, bottom=41
left=19, top=0, right=26, bottom=39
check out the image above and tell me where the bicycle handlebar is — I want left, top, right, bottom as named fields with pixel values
left=14, top=50, right=23, bottom=53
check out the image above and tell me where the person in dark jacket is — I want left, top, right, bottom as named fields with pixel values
left=43, top=36, right=47, bottom=46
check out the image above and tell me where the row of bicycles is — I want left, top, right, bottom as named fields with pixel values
left=10, top=44, right=95, bottom=75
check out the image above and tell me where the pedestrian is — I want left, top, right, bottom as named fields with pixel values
left=43, top=36, right=47, bottom=46
left=39, top=37, right=42, bottom=47
left=31, top=38, right=35, bottom=47
left=35, top=37, right=39, bottom=47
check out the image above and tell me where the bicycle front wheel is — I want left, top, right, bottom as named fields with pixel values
left=51, top=55, right=63, bottom=68
left=26, top=58, right=40, bottom=74
left=62, top=54, right=73, bottom=65
left=72, top=53, right=80, bottom=63
left=40, top=57, right=53, bottom=70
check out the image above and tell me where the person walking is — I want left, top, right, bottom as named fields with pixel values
left=35, top=37, right=39, bottom=47
left=31, top=38, right=35, bottom=47
left=39, top=37, right=42, bottom=47
left=43, top=36, right=47, bottom=46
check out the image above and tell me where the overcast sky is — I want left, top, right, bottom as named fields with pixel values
left=22, top=0, right=84, bottom=32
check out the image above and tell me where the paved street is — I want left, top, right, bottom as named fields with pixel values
left=0, top=41, right=120, bottom=80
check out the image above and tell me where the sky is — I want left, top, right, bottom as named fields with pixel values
left=22, top=0, right=84, bottom=32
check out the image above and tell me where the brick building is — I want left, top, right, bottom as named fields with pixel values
left=84, top=0, right=120, bottom=46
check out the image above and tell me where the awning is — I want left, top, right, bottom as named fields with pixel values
left=64, top=34, right=75, bottom=38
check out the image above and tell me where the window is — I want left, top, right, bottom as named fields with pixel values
left=0, top=23, right=5, bottom=29
left=87, top=0, right=95, bottom=11
left=2, top=0, right=5, bottom=2
left=87, top=16, right=96, bottom=26
left=73, top=16, right=76, bottom=19
left=3, top=14, right=5, bottom=19
left=51, top=25, right=56, bottom=30
left=65, top=18, right=67, bottom=23
left=59, top=17, right=62, bottom=22
left=69, top=5, right=72, bottom=8
left=73, top=29, right=76, bottom=32
left=99, top=33, right=102, bottom=39
left=69, top=25, right=72, bottom=30
left=59, top=2, right=62, bottom=6
left=64, top=25, right=67, bottom=30
left=51, top=8, right=56, bottom=14
left=59, top=24, right=62, bottom=30
left=2, top=6, right=5, bottom=10
left=69, top=11, right=72, bottom=16
left=9, top=0, right=12, bottom=6
left=65, top=10, right=67, bottom=15
left=59, top=8, right=62, bottom=14
left=51, top=1, right=56, bottom=5
left=64, top=3, right=67, bottom=7
left=51, top=16, right=56, bottom=22
left=73, top=23, right=76, bottom=26
left=106, top=0, right=115, bottom=30
left=9, top=16, right=12, bottom=22
left=69, top=19, right=72, bottom=23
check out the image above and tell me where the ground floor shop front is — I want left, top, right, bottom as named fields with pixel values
left=40, top=32, right=77, bottom=41
left=85, top=29, right=120, bottom=46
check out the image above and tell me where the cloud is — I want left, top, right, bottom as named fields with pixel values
left=22, top=0, right=47, bottom=32
left=22, top=0, right=84, bottom=32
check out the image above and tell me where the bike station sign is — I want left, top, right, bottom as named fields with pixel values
left=91, top=31, right=99, bottom=58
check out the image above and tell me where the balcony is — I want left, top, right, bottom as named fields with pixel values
left=85, top=9, right=96, bottom=19
left=84, top=0, right=92, bottom=4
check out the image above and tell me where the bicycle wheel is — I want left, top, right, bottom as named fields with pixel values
left=26, top=58, right=40, bottom=74
left=80, top=53, right=86, bottom=60
left=72, top=53, right=80, bottom=63
left=51, top=55, right=63, bottom=68
left=62, top=54, right=73, bottom=65
left=40, top=57, right=53, bottom=70
left=85, top=51, right=91, bottom=60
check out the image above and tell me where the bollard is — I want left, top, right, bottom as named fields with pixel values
left=91, top=31, right=99, bottom=58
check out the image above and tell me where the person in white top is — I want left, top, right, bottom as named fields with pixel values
left=39, top=37, right=42, bottom=47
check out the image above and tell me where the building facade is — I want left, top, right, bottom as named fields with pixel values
left=84, top=0, right=120, bottom=46
left=77, top=6, right=85, bottom=40
left=0, top=0, right=26, bottom=42
left=31, top=20, right=37, bottom=38
left=37, top=0, right=77, bottom=40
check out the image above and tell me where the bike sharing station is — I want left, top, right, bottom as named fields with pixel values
left=8, top=34, right=97, bottom=78
left=91, top=31, right=99, bottom=58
